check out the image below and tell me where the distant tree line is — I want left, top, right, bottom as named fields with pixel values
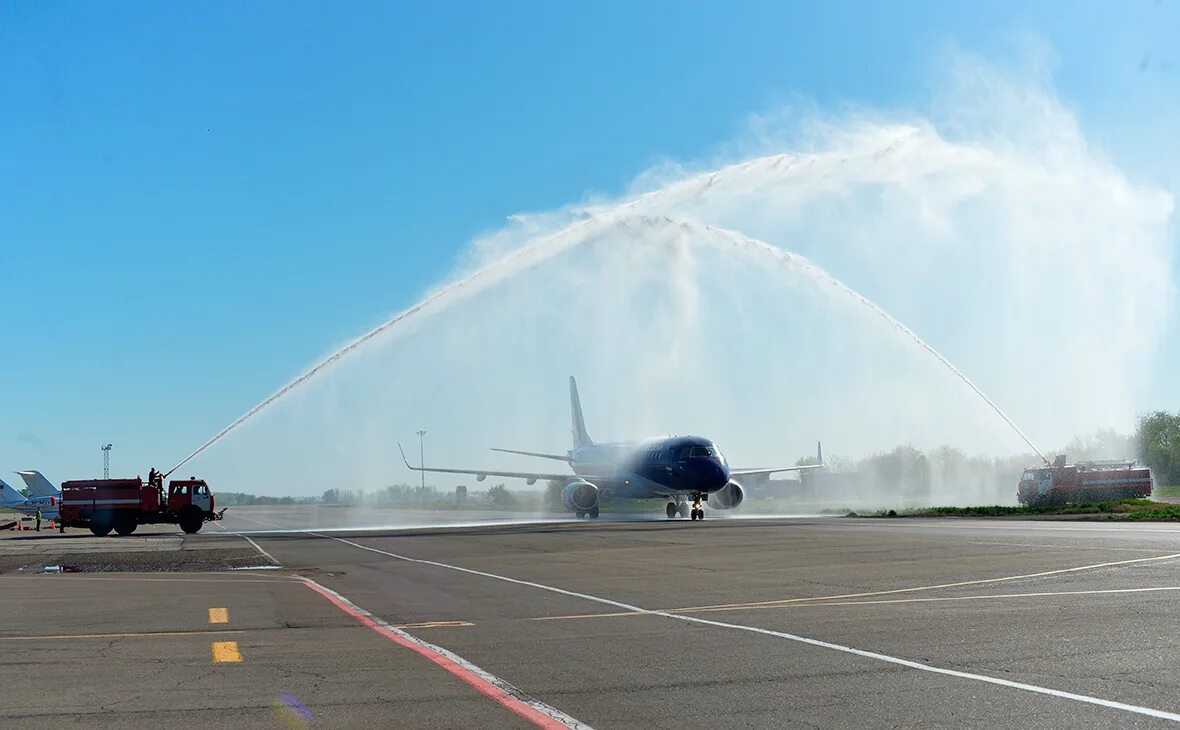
left=216, top=492, right=313, bottom=506
left=1137, top=412, right=1180, bottom=486
left=319, top=482, right=532, bottom=510
left=322, top=484, right=442, bottom=506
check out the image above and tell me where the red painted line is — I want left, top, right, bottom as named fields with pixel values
left=299, top=577, right=580, bottom=729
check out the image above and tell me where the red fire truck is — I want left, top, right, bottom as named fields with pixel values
left=59, top=476, right=223, bottom=536
left=1017, top=456, right=1153, bottom=506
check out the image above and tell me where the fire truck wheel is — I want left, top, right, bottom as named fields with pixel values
left=114, top=515, right=137, bottom=537
left=90, top=512, right=114, bottom=537
left=179, top=506, right=204, bottom=534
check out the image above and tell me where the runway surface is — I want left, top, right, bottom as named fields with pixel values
left=5, top=507, right=1180, bottom=727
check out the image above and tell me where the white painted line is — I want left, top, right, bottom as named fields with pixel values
left=212, top=518, right=282, bottom=567
left=223, top=511, right=579, bottom=534
left=834, top=520, right=1180, bottom=535
left=804, top=585, right=1180, bottom=608
left=670, top=550, right=1180, bottom=612
left=966, top=541, right=1162, bottom=553
left=318, top=533, right=1180, bottom=723
left=239, top=534, right=281, bottom=566
left=537, top=549, right=1180, bottom=620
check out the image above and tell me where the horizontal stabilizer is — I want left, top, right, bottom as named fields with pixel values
left=730, top=441, right=825, bottom=478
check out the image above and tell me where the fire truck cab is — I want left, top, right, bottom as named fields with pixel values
left=167, top=479, right=216, bottom=534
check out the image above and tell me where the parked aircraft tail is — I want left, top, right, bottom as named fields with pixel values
left=569, top=376, right=594, bottom=449
left=17, top=471, right=59, bottom=498
left=0, top=478, right=27, bottom=505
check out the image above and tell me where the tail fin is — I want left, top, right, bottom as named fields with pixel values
left=0, top=477, right=27, bottom=505
left=817, top=441, right=824, bottom=467
left=569, top=376, right=594, bottom=449
left=17, top=471, right=59, bottom=498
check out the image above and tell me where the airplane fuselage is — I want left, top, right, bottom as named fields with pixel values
left=571, top=435, right=731, bottom=500
left=0, top=495, right=59, bottom=520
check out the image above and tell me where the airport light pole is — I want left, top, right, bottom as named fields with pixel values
left=416, top=430, right=427, bottom=491
left=101, top=443, right=113, bottom=478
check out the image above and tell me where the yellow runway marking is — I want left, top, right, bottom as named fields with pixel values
left=212, top=641, right=242, bottom=663
left=208, top=607, right=229, bottom=624
left=0, top=629, right=244, bottom=641
left=531, top=551, right=1180, bottom=622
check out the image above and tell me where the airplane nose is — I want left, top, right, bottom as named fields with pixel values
left=717, top=461, right=730, bottom=482
left=702, top=459, right=728, bottom=488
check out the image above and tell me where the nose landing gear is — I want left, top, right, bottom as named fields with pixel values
left=690, top=498, right=704, bottom=521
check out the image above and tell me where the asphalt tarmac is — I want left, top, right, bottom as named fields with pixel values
left=5, top=507, right=1180, bottom=728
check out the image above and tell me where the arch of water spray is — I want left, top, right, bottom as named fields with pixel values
left=167, top=205, right=1047, bottom=477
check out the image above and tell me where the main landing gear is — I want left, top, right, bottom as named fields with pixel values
left=666, top=498, right=704, bottom=520
left=575, top=507, right=600, bottom=519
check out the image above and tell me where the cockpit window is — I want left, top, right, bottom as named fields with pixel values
left=687, top=446, right=719, bottom=458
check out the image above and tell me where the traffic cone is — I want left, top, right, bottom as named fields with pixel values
left=16, top=518, right=22, bottom=532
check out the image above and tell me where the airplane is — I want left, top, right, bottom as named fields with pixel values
left=400, top=376, right=823, bottom=520
left=17, top=470, right=61, bottom=501
left=0, top=476, right=59, bottom=521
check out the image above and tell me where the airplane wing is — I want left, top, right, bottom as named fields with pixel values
left=489, top=447, right=572, bottom=463
left=398, top=443, right=610, bottom=484
left=730, top=441, right=825, bottom=478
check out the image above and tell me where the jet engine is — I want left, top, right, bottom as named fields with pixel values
left=712, top=480, right=745, bottom=510
left=561, top=480, right=600, bottom=512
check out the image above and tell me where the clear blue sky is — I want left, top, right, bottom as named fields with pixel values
left=2, top=1, right=1177, bottom=480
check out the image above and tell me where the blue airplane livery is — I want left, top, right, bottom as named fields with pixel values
left=401, top=376, right=823, bottom=519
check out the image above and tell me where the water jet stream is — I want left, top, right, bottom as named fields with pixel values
left=169, top=207, right=1046, bottom=477
left=164, top=214, right=622, bottom=476
left=680, top=217, right=1048, bottom=463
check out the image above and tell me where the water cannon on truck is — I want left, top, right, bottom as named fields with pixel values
left=1017, top=454, right=1153, bottom=506
left=59, top=474, right=225, bottom=536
